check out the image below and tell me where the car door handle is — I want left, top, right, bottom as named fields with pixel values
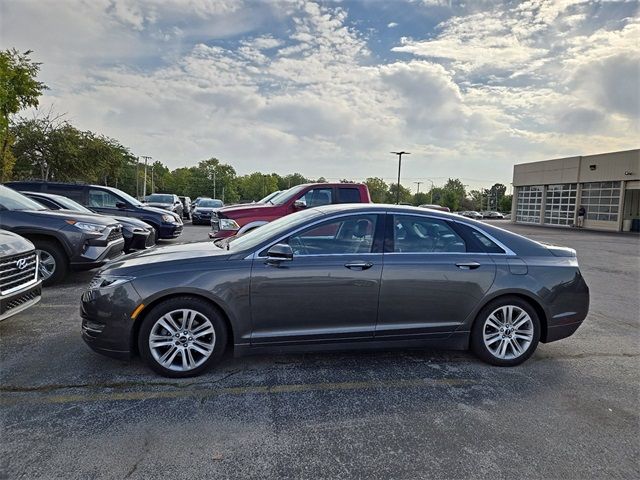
left=456, top=262, right=481, bottom=270
left=344, top=261, right=373, bottom=270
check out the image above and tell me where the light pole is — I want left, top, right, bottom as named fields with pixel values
left=391, top=151, right=410, bottom=205
left=140, top=155, right=152, bottom=198
left=426, top=179, right=435, bottom=204
left=151, top=164, right=155, bottom=194
left=413, top=181, right=423, bottom=194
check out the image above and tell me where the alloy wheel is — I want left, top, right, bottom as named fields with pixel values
left=148, top=309, right=216, bottom=372
left=482, top=305, right=534, bottom=360
left=36, top=250, right=56, bottom=281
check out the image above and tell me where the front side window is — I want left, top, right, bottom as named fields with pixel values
left=89, top=189, right=121, bottom=208
left=287, top=214, right=379, bottom=255
left=391, top=215, right=466, bottom=253
left=298, top=188, right=333, bottom=207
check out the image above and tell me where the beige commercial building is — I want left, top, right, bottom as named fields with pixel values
left=512, top=149, right=640, bottom=232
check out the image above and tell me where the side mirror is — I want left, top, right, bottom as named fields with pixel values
left=265, top=243, right=293, bottom=264
left=294, top=199, right=307, bottom=209
left=115, top=201, right=127, bottom=209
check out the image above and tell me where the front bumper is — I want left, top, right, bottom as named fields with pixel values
left=0, top=281, right=42, bottom=322
left=158, top=223, right=183, bottom=239
left=80, top=281, right=142, bottom=359
left=70, top=238, right=125, bottom=270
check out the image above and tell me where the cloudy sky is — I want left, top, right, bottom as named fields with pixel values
left=2, top=0, right=638, bottom=190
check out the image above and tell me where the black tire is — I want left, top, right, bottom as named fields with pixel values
left=470, top=296, right=540, bottom=367
left=138, top=296, right=228, bottom=378
left=32, top=239, right=68, bottom=286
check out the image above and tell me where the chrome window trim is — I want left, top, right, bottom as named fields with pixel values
left=242, top=209, right=516, bottom=259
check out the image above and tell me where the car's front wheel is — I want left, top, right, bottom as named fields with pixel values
left=138, top=297, right=228, bottom=377
left=471, top=296, right=540, bottom=366
left=33, top=239, right=68, bottom=286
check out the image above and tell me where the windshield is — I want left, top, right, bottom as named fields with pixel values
left=258, top=190, right=280, bottom=204
left=228, top=208, right=322, bottom=251
left=55, top=195, right=93, bottom=213
left=0, top=185, right=48, bottom=211
left=104, top=186, right=143, bottom=207
left=198, top=199, right=223, bottom=208
left=146, top=194, right=173, bottom=203
left=271, top=185, right=306, bottom=205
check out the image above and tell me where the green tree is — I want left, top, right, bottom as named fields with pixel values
left=237, top=172, right=279, bottom=201
left=413, top=192, right=430, bottom=206
left=190, top=158, right=238, bottom=203
left=0, top=49, right=47, bottom=181
left=488, top=183, right=507, bottom=211
left=278, top=173, right=309, bottom=190
left=387, top=183, right=413, bottom=204
left=439, top=178, right=466, bottom=211
left=364, top=177, right=388, bottom=203
left=499, top=194, right=513, bottom=213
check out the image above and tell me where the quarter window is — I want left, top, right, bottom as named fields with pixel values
left=392, top=216, right=466, bottom=253
left=337, top=188, right=361, bottom=203
left=287, top=214, right=378, bottom=255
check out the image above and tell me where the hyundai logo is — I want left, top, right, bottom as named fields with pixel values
left=16, top=258, right=28, bottom=270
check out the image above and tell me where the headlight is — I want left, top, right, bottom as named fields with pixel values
left=71, top=221, right=107, bottom=234
left=91, top=274, right=135, bottom=289
left=219, top=218, right=240, bottom=230
left=161, top=214, right=175, bottom=222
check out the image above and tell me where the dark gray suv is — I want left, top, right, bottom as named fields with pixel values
left=0, top=185, right=124, bottom=285
left=81, top=204, right=589, bottom=377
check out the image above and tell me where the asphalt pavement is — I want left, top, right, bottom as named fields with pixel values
left=1, top=221, right=638, bottom=479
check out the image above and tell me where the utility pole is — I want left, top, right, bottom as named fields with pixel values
left=140, top=155, right=152, bottom=198
left=213, top=170, right=217, bottom=199
left=151, top=164, right=155, bottom=194
left=426, top=179, right=435, bottom=204
left=135, top=159, right=140, bottom=198
left=413, top=181, right=423, bottom=194
left=391, top=151, right=410, bottom=205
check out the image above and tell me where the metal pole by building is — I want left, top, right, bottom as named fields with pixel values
left=391, top=151, right=410, bottom=204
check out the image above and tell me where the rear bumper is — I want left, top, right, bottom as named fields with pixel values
left=0, top=282, right=42, bottom=322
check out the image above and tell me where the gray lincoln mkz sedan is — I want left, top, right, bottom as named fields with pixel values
left=81, top=204, right=589, bottom=377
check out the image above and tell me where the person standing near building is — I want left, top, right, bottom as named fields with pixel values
left=576, top=205, right=586, bottom=228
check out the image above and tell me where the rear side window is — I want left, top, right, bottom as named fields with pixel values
left=454, top=223, right=506, bottom=254
left=31, top=196, right=59, bottom=209
left=338, top=187, right=361, bottom=203
left=46, top=185, right=85, bottom=203
left=390, top=215, right=466, bottom=253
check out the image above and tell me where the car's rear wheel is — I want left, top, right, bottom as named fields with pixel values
left=471, top=296, right=540, bottom=366
left=138, top=297, right=227, bottom=378
left=33, top=239, right=68, bottom=286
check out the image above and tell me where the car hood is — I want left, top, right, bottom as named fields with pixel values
left=26, top=209, right=120, bottom=226
left=112, top=216, right=150, bottom=229
left=145, top=202, right=173, bottom=208
left=142, top=205, right=181, bottom=219
left=194, top=207, right=221, bottom=213
left=103, top=242, right=232, bottom=274
left=218, top=203, right=277, bottom=217
left=0, top=230, right=35, bottom=256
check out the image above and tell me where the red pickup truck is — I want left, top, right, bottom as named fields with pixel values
left=209, top=182, right=372, bottom=239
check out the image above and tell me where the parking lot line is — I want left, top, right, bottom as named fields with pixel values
left=0, top=377, right=476, bottom=406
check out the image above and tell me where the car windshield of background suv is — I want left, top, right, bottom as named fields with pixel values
left=147, top=194, right=173, bottom=203
left=0, top=186, right=47, bottom=211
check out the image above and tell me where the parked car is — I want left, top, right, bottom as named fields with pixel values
left=460, top=211, right=484, bottom=220
left=178, top=196, right=192, bottom=220
left=191, top=198, right=224, bottom=225
left=419, top=204, right=451, bottom=212
left=208, top=182, right=372, bottom=239
left=191, top=197, right=210, bottom=210
left=21, top=191, right=155, bottom=253
left=5, top=181, right=183, bottom=241
left=0, top=185, right=124, bottom=285
left=483, top=211, right=505, bottom=219
left=82, top=203, right=589, bottom=377
left=0, top=230, right=42, bottom=321
left=143, top=193, right=184, bottom=218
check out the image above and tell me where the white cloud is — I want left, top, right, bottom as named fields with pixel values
left=2, top=0, right=638, bottom=188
